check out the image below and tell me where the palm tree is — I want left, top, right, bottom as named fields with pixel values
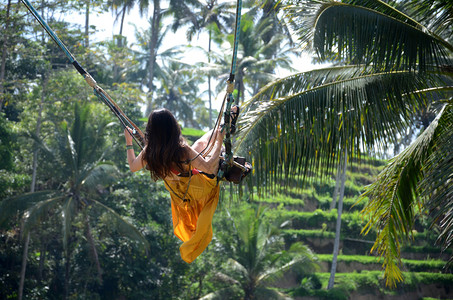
left=145, top=0, right=162, bottom=115
left=327, top=150, right=347, bottom=290
left=109, top=0, right=150, bottom=47
left=202, top=206, right=318, bottom=299
left=108, top=0, right=149, bottom=81
left=0, top=102, right=147, bottom=298
left=0, top=0, right=12, bottom=112
left=235, top=0, right=452, bottom=287
left=153, top=59, right=209, bottom=128
left=168, top=0, right=235, bottom=126
left=257, top=0, right=294, bottom=46
left=234, top=13, right=296, bottom=103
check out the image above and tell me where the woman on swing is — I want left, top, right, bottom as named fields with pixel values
left=124, top=107, right=238, bottom=263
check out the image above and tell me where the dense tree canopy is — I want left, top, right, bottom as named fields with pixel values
left=1, top=0, right=452, bottom=299
left=237, top=0, right=452, bottom=287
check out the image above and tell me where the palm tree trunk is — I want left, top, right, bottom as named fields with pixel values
left=113, top=7, right=127, bottom=82
left=84, top=214, right=102, bottom=284
left=85, top=0, right=90, bottom=48
left=18, top=233, right=30, bottom=300
left=327, top=150, right=347, bottom=290
left=18, top=79, right=46, bottom=299
left=330, top=166, right=341, bottom=210
left=118, top=6, right=126, bottom=46
left=38, top=242, right=47, bottom=282
left=65, top=247, right=70, bottom=300
left=0, top=0, right=12, bottom=112
left=18, top=16, right=48, bottom=298
left=145, top=0, right=161, bottom=115
left=208, top=29, right=212, bottom=127
left=30, top=78, right=45, bottom=191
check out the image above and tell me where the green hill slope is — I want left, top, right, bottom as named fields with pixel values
left=250, top=156, right=453, bottom=299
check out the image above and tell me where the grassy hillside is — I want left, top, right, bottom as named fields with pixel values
left=251, top=157, right=453, bottom=299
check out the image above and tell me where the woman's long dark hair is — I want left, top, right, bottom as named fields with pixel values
left=143, top=108, right=186, bottom=180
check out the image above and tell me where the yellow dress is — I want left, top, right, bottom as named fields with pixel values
left=164, top=169, right=220, bottom=263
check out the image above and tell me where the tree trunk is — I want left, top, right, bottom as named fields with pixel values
left=18, top=233, right=30, bottom=300
left=0, top=0, right=12, bottom=112
left=330, top=166, right=341, bottom=210
left=85, top=0, right=90, bottom=48
left=112, top=6, right=127, bottom=82
left=119, top=6, right=126, bottom=44
left=84, top=214, right=102, bottom=284
left=208, top=29, right=212, bottom=127
left=327, top=150, right=347, bottom=290
left=38, top=242, right=47, bottom=282
left=30, top=81, right=45, bottom=190
left=19, top=76, right=46, bottom=299
left=65, top=247, right=70, bottom=300
left=18, top=9, right=48, bottom=296
left=145, top=0, right=161, bottom=115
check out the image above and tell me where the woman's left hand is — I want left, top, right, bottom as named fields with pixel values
left=124, top=127, right=134, bottom=145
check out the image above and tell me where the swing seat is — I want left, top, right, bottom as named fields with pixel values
left=219, top=156, right=252, bottom=184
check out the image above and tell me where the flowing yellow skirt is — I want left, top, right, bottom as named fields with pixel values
left=164, top=173, right=220, bottom=263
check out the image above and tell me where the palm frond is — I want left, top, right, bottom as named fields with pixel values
left=0, top=190, right=62, bottom=228
left=258, top=242, right=318, bottom=284
left=359, top=105, right=449, bottom=287
left=62, top=196, right=76, bottom=250
left=71, top=102, right=89, bottom=168
left=225, top=258, right=248, bottom=278
left=345, top=0, right=425, bottom=28
left=408, top=0, right=453, bottom=38
left=199, top=286, right=242, bottom=300
left=24, top=131, right=55, bottom=159
left=286, top=1, right=452, bottom=71
left=421, top=104, right=453, bottom=263
left=80, top=163, right=119, bottom=189
left=255, top=286, right=292, bottom=300
left=90, top=200, right=150, bottom=252
left=65, top=128, right=78, bottom=175
left=236, top=67, right=447, bottom=193
left=23, top=195, right=65, bottom=235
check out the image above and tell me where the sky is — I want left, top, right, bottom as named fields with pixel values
left=63, top=3, right=316, bottom=111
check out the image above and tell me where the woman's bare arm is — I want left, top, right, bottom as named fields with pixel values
left=127, top=148, right=146, bottom=172
left=188, top=127, right=224, bottom=174
left=124, top=128, right=146, bottom=172
left=192, top=129, right=215, bottom=153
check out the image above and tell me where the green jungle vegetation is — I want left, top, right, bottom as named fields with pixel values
left=1, top=0, right=452, bottom=299
left=250, top=159, right=453, bottom=299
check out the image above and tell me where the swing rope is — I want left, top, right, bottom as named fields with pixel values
left=188, top=0, right=245, bottom=180
left=22, top=0, right=247, bottom=180
left=21, top=0, right=146, bottom=150
left=217, top=0, right=244, bottom=179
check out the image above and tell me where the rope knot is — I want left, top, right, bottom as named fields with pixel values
left=84, top=74, right=97, bottom=88
left=226, top=81, right=235, bottom=94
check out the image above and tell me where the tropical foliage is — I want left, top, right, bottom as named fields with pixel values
left=0, top=102, right=148, bottom=284
left=204, top=206, right=318, bottom=299
left=1, top=0, right=453, bottom=298
left=236, top=0, right=453, bottom=287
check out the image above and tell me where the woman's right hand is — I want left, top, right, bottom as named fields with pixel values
left=216, top=125, right=226, bottom=141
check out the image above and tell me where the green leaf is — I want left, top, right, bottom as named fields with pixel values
left=286, top=1, right=452, bottom=70
left=23, top=195, right=65, bottom=234
left=359, top=104, right=448, bottom=287
left=62, top=196, right=76, bottom=250
left=90, top=200, right=150, bottom=252
left=0, top=190, right=62, bottom=228
left=80, top=163, right=119, bottom=189
left=421, top=104, right=453, bottom=263
left=236, top=66, right=447, bottom=193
